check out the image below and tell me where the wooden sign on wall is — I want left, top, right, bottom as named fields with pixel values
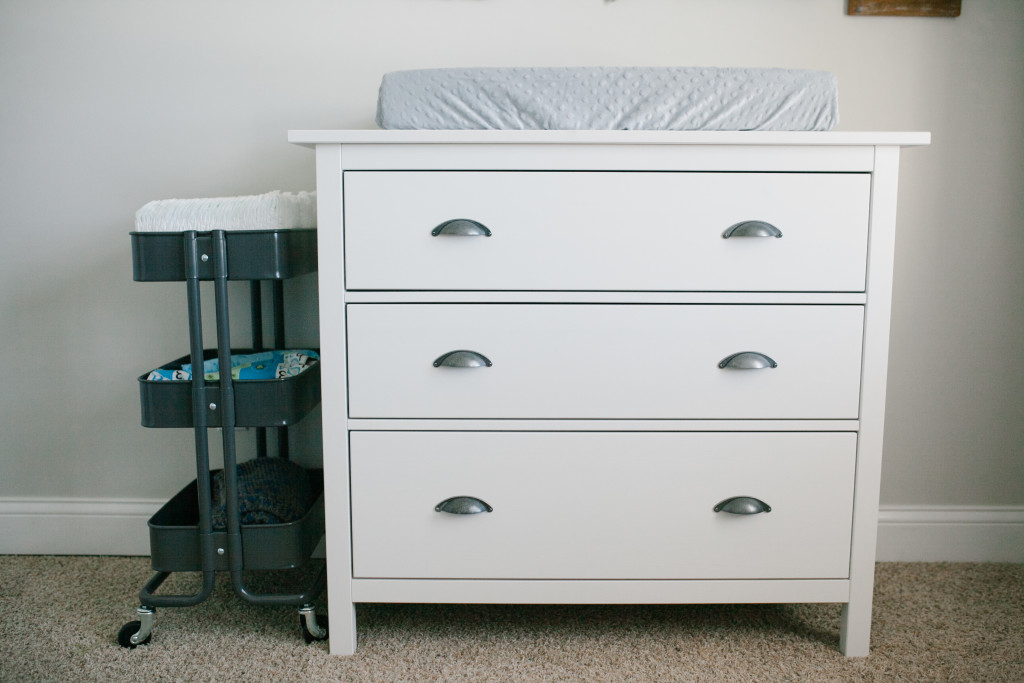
left=847, top=0, right=961, bottom=16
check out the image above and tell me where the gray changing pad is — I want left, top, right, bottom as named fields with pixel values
left=376, top=67, right=838, bottom=132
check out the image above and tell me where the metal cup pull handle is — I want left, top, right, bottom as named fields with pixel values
left=435, top=496, right=493, bottom=514
left=431, top=219, right=492, bottom=237
left=433, top=350, right=493, bottom=368
left=722, top=221, right=783, bottom=239
left=718, top=351, right=778, bottom=369
left=714, top=496, right=772, bottom=515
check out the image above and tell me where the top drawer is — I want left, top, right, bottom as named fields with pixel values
left=344, top=171, right=870, bottom=292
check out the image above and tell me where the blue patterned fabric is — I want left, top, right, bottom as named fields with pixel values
left=147, top=350, right=318, bottom=382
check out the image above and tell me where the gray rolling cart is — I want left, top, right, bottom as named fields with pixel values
left=119, top=228, right=328, bottom=648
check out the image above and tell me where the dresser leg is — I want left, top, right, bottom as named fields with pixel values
left=839, top=599, right=871, bottom=657
left=328, top=603, right=358, bottom=655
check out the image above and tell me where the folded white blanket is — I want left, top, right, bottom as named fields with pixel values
left=134, top=190, right=316, bottom=232
left=376, top=67, right=839, bottom=131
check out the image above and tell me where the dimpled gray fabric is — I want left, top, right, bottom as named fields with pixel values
left=376, top=67, right=838, bottom=131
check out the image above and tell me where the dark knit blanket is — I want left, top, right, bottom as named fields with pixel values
left=211, top=458, right=312, bottom=530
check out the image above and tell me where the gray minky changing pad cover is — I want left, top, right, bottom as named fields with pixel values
left=376, top=67, right=838, bottom=132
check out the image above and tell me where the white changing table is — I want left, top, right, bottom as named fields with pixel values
left=289, top=130, right=929, bottom=656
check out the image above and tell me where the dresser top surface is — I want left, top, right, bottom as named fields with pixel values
left=288, top=129, right=930, bottom=147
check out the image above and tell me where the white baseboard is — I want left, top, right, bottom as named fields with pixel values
left=1, top=499, right=1022, bottom=562
left=876, top=505, right=1024, bottom=562
left=0, top=498, right=161, bottom=556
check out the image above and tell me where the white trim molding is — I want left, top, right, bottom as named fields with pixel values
left=1, top=499, right=1022, bottom=562
left=0, top=497, right=161, bottom=556
left=876, top=505, right=1024, bottom=562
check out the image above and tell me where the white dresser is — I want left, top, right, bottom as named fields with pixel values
left=290, top=130, right=929, bottom=656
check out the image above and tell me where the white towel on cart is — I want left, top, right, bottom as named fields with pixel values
left=134, top=190, right=316, bottom=232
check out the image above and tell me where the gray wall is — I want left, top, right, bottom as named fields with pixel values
left=1, top=1, right=1021, bottom=514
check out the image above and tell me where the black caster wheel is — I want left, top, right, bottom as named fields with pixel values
left=118, top=620, right=152, bottom=648
left=300, top=614, right=329, bottom=643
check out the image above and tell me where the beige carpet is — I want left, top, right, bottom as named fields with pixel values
left=0, top=557, right=1021, bottom=682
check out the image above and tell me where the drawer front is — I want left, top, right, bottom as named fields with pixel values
left=346, top=304, right=864, bottom=419
left=351, top=431, right=856, bottom=580
left=343, top=171, right=870, bottom=292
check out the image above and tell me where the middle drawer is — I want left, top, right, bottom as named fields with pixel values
left=346, top=304, right=864, bottom=420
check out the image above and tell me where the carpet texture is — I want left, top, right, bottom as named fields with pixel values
left=0, top=557, right=1021, bottom=682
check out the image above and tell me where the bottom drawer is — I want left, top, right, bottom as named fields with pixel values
left=351, top=432, right=855, bottom=580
